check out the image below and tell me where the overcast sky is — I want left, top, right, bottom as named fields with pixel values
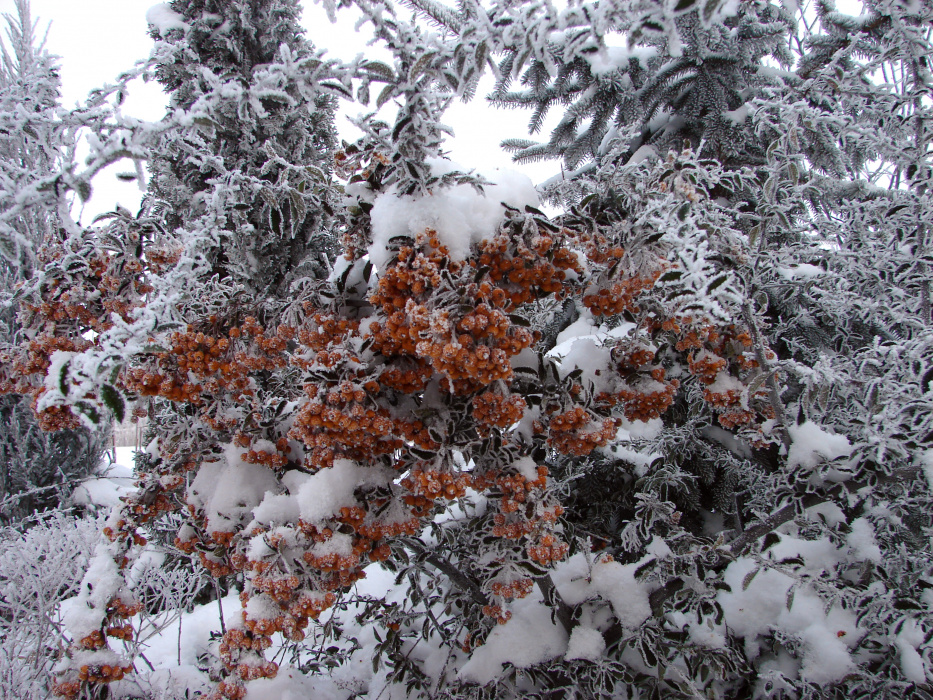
left=0, top=0, right=559, bottom=220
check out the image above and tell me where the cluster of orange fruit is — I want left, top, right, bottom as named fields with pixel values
left=547, top=407, right=621, bottom=456
left=677, top=320, right=775, bottom=435
left=289, top=383, right=410, bottom=469
left=472, top=231, right=582, bottom=311
left=0, top=237, right=150, bottom=429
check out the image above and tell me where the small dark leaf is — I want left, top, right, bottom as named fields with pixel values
left=100, top=384, right=125, bottom=423
left=761, top=532, right=781, bottom=552
left=376, top=84, right=395, bottom=109
left=707, top=274, right=729, bottom=292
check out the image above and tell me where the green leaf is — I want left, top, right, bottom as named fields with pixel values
left=0, top=235, right=16, bottom=262
left=364, top=60, right=395, bottom=81
left=639, top=642, right=658, bottom=667
left=703, top=0, right=722, bottom=22
left=707, top=274, right=729, bottom=292
left=392, top=116, right=413, bottom=141
left=75, top=180, right=92, bottom=203
left=742, top=568, right=759, bottom=591
left=74, top=401, right=101, bottom=426
left=305, top=164, right=326, bottom=181
left=475, top=41, right=487, bottom=70
left=376, top=84, right=395, bottom=109
left=101, top=384, right=125, bottom=423
left=644, top=231, right=665, bottom=245
left=409, top=53, right=437, bottom=82
left=59, top=361, right=70, bottom=396
left=193, top=116, right=219, bottom=130
left=674, top=0, right=697, bottom=10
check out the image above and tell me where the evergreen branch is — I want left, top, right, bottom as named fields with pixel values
left=399, top=0, right=463, bottom=32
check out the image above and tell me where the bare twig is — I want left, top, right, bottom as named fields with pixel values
left=535, top=574, right=574, bottom=634
left=742, top=301, right=792, bottom=451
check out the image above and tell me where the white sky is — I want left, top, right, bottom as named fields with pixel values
left=0, top=0, right=559, bottom=220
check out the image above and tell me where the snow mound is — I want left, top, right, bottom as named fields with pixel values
left=146, top=4, right=188, bottom=36
left=565, top=626, right=605, bottom=661
left=459, top=592, right=568, bottom=684
left=368, top=166, right=539, bottom=270
left=787, top=421, right=853, bottom=470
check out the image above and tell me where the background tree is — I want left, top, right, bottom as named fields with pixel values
left=0, top=0, right=109, bottom=522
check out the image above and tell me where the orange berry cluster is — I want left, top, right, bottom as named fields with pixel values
left=527, top=531, right=570, bottom=566
left=373, top=236, right=458, bottom=303
left=563, top=228, right=625, bottom=266
left=401, top=469, right=472, bottom=501
left=490, top=577, right=534, bottom=599
left=214, top=625, right=279, bottom=697
left=77, top=663, right=131, bottom=684
left=471, top=230, right=582, bottom=311
left=3, top=231, right=154, bottom=431
left=547, top=407, right=621, bottom=456
left=484, top=464, right=569, bottom=602
left=583, top=271, right=663, bottom=317
left=688, top=350, right=728, bottom=383
left=677, top=319, right=775, bottom=436
left=616, top=379, right=680, bottom=422
left=377, top=361, right=433, bottom=393
left=240, top=447, right=288, bottom=469
left=472, top=391, right=526, bottom=433
left=481, top=604, right=513, bottom=625
left=288, top=383, right=408, bottom=469
left=51, top=581, right=142, bottom=698
left=125, top=319, right=291, bottom=408
left=367, top=232, right=538, bottom=394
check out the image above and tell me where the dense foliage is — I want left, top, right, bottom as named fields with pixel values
left=0, top=0, right=931, bottom=698
left=0, top=0, right=109, bottom=522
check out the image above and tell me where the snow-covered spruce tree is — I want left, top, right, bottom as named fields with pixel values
left=0, top=0, right=109, bottom=522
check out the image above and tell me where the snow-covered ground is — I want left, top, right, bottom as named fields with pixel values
left=70, top=446, right=139, bottom=510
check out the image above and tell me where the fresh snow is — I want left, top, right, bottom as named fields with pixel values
left=719, top=555, right=858, bottom=684
left=367, top=165, right=539, bottom=269
left=459, top=591, right=568, bottom=684
left=146, top=4, right=189, bottom=36
left=565, top=626, right=605, bottom=661
left=786, top=421, right=854, bottom=471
